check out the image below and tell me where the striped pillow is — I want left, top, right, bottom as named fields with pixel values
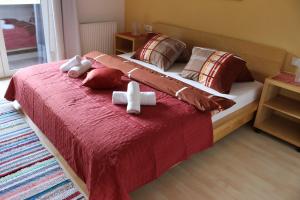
left=181, top=47, right=251, bottom=93
left=132, top=34, right=186, bottom=70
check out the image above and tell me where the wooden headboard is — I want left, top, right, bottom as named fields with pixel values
left=153, top=23, right=288, bottom=82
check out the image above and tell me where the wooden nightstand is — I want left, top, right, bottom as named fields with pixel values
left=115, top=32, right=147, bottom=55
left=254, top=73, right=300, bottom=150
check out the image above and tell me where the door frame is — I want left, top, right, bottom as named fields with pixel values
left=0, top=52, right=4, bottom=78
left=0, top=28, right=15, bottom=78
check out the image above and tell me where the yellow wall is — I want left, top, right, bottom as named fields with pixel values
left=125, top=0, right=300, bottom=56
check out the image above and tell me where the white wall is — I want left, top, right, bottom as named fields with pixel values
left=0, top=5, right=34, bottom=22
left=76, top=0, right=124, bottom=31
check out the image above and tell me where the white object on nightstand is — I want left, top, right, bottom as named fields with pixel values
left=292, top=57, right=300, bottom=83
left=144, top=24, right=153, bottom=33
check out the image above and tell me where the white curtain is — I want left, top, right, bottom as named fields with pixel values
left=41, top=0, right=81, bottom=62
left=62, top=0, right=81, bottom=58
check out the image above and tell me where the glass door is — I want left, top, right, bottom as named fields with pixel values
left=0, top=0, right=47, bottom=78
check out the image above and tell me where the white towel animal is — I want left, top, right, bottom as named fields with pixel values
left=67, top=59, right=92, bottom=78
left=60, top=55, right=81, bottom=72
left=112, top=91, right=156, bottom=106
left=126, top=81, right=141, bottom=114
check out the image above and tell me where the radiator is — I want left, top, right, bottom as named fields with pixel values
left=79, top=21, right=117, bottom=55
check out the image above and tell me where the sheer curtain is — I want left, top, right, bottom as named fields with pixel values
left=34, top=4, right=47, bottom=64
left=41, top=0, right=81, bottom=62
left=61, top=0, right=81, bottom=58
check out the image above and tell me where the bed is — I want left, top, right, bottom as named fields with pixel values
left=4, top=23, right=288, bottom=200
left=1, top=18, right=37, bottom=53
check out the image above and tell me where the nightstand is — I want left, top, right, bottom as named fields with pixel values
left=115, top=32, right=147, bottom=55
left=254, top=73, right=300, bottom=150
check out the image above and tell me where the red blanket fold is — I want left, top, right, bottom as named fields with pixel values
left=85, top=51, right=235, bottom=113
left=5, top=59, right=213, bottom=200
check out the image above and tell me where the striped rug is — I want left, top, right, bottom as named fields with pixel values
left=0, top=98, right=10, bottom=105
left=0, top=99, right=86, bottom=200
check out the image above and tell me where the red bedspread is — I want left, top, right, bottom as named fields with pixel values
left=3, top=19, right=36, bottom=51
left=5, top=61, right=213, bottom=200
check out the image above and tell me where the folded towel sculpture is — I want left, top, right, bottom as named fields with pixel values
left=112, top=92, right=156, bottom=106
left=127, top=81, right=141, bottom=114
left=60, top=55, right=92, bottom=78
left=60, top=55, right=81, bottom=72
left=113, top=81, right=156, bottom=114
left=68, top=59, right=92, bottom=78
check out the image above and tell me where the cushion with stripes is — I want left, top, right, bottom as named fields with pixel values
left=181, top=47, right=252, bottom=94
left=132, top=33, right=186, bottom=71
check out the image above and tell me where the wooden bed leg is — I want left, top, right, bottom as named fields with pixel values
left=253, top=127, right=262, bottom=134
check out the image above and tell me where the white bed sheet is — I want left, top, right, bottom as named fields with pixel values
left=118, top=53, right=263, bottom=123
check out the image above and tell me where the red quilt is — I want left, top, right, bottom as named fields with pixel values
left=5, top=60, right=213, bottom=200
left=3, top=19, right=36, bottom=51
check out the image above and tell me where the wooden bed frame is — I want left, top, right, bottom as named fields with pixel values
left=151, top=22, right=289, bottom=143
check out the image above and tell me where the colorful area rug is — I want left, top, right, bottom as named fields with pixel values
left=0, top=98, right=9, bottom=105
left=0, top=99, right=86, bottom=200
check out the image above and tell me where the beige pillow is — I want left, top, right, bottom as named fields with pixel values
left=132, top=34, right=186, bottom=71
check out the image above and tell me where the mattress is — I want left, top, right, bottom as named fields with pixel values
left=119, top=53, right=263, bottom=123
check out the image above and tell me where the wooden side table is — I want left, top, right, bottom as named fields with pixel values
left=115, top=32, right=147, bottom=55
left=254, top=73, right=300, bottom=150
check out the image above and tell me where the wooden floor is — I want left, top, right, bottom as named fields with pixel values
left=1, top=78, right=300, bottom=200
left=131, top=125, right=300, bottom=200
